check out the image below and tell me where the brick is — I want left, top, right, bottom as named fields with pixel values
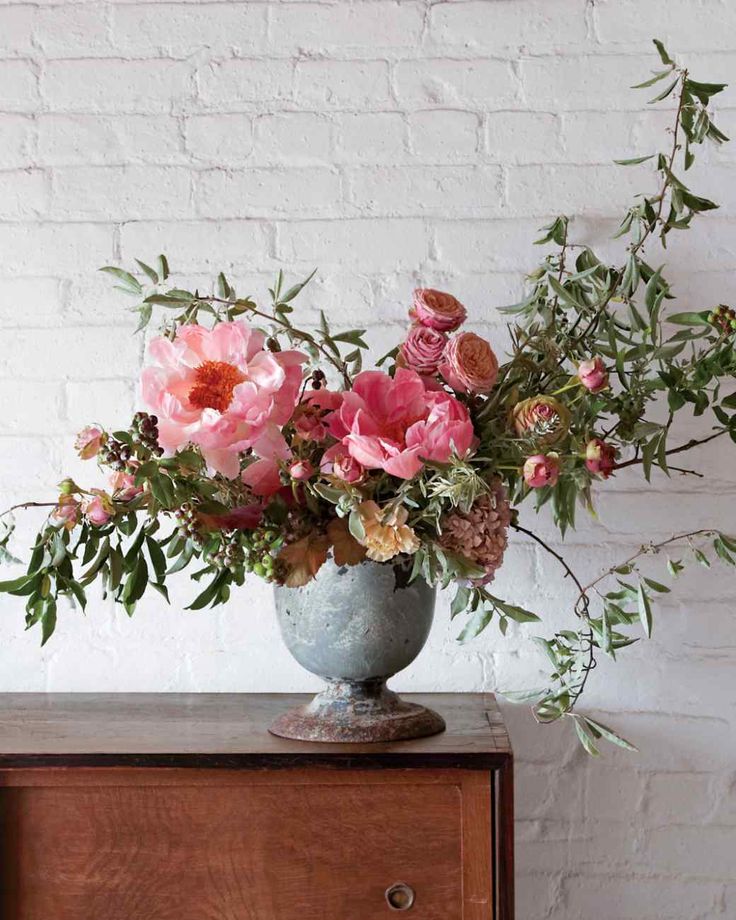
left=0, top=60, right=38, bottom=112
left=409, top=110, right=479, bottom=162
left=395, top=59, right=518, bottom=108
left=0, top=437, right=58, bottom=488
left=254, top=113, right=332, bottom=164
left=42, top=60, right=191, bottom=114
left=37, top=114, right=184, bottom=166
left=561, top=111, right=639, bottom=163
left=596, top=0, right=736, bottom=51
left=486, top=111, right=562, bottom=164
left=0, top=380, right=65, bottom=434
left=645, top=825, right=736, bottom=879
left=196, top=167, right=341, bottom=219
left=429, top=0, right=589, bottom=52
left=66, top=378, right=136, bottom=429
left=335, top=112, right=406, bottom=162
left=0, top=277, right=62, bottom=325
left=185, top=114, right=253, bottom=165
left=506, top=164, right=649, bottom=217
left=0, top=327, right=141, bottom=380
left=198, top=59, right=293, bottom=109
left=433, top=218, right=541, bottom=271
left=34, top=4, right=110, bottom=57
left=0, top=168, right=47, bottom=219
left=0, top=223, right=112, bottom=275
left=120, top=220, right=270, bottom=273
left=295, top=60, right=390, bottom=109
left=561, top=873, right=720, bottom=919
left=269, top=2, right=424, bottom=52
left=0, top=5, right=35, bottom=56
left=347, top=165, right=504, bottom=217
left=0, top=114, right=33, bottom=167
left=112, top=3, right=266, bottom=58
left=51, top=166, right=192, bottom=220
left=645, top=773, right=714, bottom=825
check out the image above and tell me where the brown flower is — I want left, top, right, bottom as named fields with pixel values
left=438, top=480, right=511, bottom=585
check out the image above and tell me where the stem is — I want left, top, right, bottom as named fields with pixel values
left=614, top=430, right=726, bottom=470
left=1, top=501, right=56, bottom=517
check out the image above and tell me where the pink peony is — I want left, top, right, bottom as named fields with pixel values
left=578, top=357, right=609, bottom=393
left=289, top=459, right=314, bottom=481
left=523, top=453, right=560, bottom=488
left=242, top=457, right=284, bottom=497
left=83, top=490, right=113, bottom=526
left=410, top=288, right=467, bottom=332
left=326, top=368, right=475, bottom=480
left=141, top=321, right=306, bottom=479
left=398, top=325, right=447, bottom=375
left=585, top=438, right=616, bottom=478
left=440, top=331, right=499, bottom=394
left=293, top=389, right=343, bottom=443
left=75, top=426, right=104, bottom=460
left=320, top=444, right=365, bottom=483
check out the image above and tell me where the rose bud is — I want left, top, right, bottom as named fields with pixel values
left=289, top=459, right=314, bottom=481
left=52, top=494, right=81, bottom=531
left=74, top=425, right=104, bottom=460
left=585, top=438, right=617, bottom=478
left=82, top=490, right=114, bottom=526
left=578, top=357, right=609, bottom=393
left=410, top=288, right=467, bottom=332
left=439, top=331, right=499, bottom=394
left=398, top=325, right=447, bottom=375
left=109, top=467, right=143, bottom=501
left=523, top=453, right=561, bottom=489
left=57, top=477, right=79, bottom=495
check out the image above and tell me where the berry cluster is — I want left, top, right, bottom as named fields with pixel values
left=131, top=412, right=163, bottom=455
left=708, top=304, right=736, bottom=336
left=99, top=438, right=132, bottom=472
left=173, top=502, right=204, bottom=550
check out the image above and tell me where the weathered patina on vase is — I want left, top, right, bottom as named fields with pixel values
left=269, top=557, right=446, bottom=742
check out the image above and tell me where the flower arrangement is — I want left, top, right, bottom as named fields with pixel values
left=2, top=41, right=736, bottom=752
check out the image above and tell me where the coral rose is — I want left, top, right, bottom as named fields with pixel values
left=411, top=288, right=467, bottom=332
left=585, top=438, right=616, bottom=478
left=523, top=453, right=560, bottom=488
left=357, top=501, right=420, bottom=562
left=398, top=325, right=447, bottom=375
left=578, top=357, right=609, bottom=393
left=440, top=331, right=499, bottom=394
left=511, top=395, right=571, bottom=446
left=141, top=321, right=306, bottom=479
left=75, top=426, right=104, bottom=460
left=326, top=368, right=475, bottom=480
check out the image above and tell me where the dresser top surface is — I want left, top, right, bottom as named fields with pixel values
left=0, top=692, right=511, bottom=769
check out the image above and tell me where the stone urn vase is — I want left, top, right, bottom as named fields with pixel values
left=269, top=557, right=446, bottom=743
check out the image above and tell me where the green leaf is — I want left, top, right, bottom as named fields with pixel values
left=652, top=39, right=674, bottom=66
left=648, top=77, right=680, bottom=104
left=99, top=266, right=142, bottom=295
left=40, top=596, right=57, bottom=646
left=134, top=259, right=159, bottom=285
left=456, top=606, right=493, bottom=642
left=450, top=586, right=471, bottom=618
left=614, top=154, right=656, bottom=166
left=583, top=717, right=638, bottom=752
left=186, top=571, right=227, bottom=610
left=547, top=275, right=585, bottom=310
left=573, top=716, right=601, bottom=757
left=631, top=68, right=673, bottom=90
left=122, top=555, right=148, bottom=605
left=667, top=311, right=711, bottom=326
left=643, top=577, right=670, bottom=594
left=279, top=269, right=317, bottom=304
left=637, top=582, right=653, bottom=637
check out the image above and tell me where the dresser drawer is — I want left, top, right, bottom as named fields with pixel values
left=0, top=769, right=492, bottom=920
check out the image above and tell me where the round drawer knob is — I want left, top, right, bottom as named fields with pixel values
left=385, top=882, right=415, bottom=911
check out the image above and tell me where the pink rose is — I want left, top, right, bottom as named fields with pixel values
left=109, top=465, right=143, bottom=501
left=410, top=288, right=467, bottom=332
left=52, top=495, right=81, bottom=530
left=75, top=425, right=104, bottom=460
left=440, top=332, right=499, bottom=394
left=289, top=459, right=314, bottom=481
left=585, top=439, right=616, bottom=478
left=578, top=357, right=609, bottom=393
left=399, top=325, right=447, bottom=375
left=83, top=490, right=113, bottom=526
left=320, top=444, right=365, bottom=483
left=523, top=453, right=560, bottom=488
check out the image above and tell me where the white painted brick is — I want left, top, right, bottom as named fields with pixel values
left=185, top=114, right=253, bottom=165
left=38, top=115, right=184, bottom=166
left=269, top=2, right=424, bottom=53
left=51, top=166, right=192, bottom=220
left=63, top=272, right=140, bottom=327
left=408, top=110, right=479, bottom=162
left=42, top=60, right=192, bottom=114
left=0, top=437, right=58, bottom=488
left=0, top=223, right=112, bottom=275
left=486, top=111, right=562, bottom=164
left=0, top=113, right=33, bottom=167
left=295, top=60, right=390, bottom=109
left=0, top=327, right=141, bottom=380
left=395, top=59, right=518, bottom=108
left=645, top=773, right=714, bottom=825
left=0, top=168, right=47, bottom=219
left=66, top=378, right=136, bottom=429
left=112, top=3, right=267, bottom=58
left=506, top=164, right=650, bottom=218
left=561, top=873, right=720, bottom=919
left=596, top=0, right=736, bottom=51
left=196, top=167, right=341, bottom=218
left=254, top=113, right=332, bottom=164
left=0, top=380, right=65, bottom=434
left=561, top=111, right=639, bottom=164
left=0, top=60, right=38, bottom=111
left=433, top=218, right=540, bottom=271
left=0, top=277, right=63, bottom=325
left=120, top=220, right=270, bottom=273
left=645, top=825, right=736, bottom=879
left=348, top=165, right=504, bottom=217
left=335, top=112, right=406, bottom=162
left=0, top=5, right=35, bottom=56
left=429, top=0, right=589, bottom=53
left=33, top=4, right=111, bottom=58
left=198, top=59, right=293, bottom=109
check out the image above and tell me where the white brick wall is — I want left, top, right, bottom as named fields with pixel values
left=0, top=2, right=735, bottom=916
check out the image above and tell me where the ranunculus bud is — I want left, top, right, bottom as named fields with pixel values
left=578, top=357, right=609, bottom=393
left=398, top=324, right=447, bottom=375
left=52, top=494, right=81, bottom=530
left=440, top=331, right=499, bottom=394
left=289, top=459, right=314, bottom=481
left=523, top=453, right=560, bottom=488
left=512, top=395, right=571, bottom=446
left=410, top=288, right=467, bottom=332
left=585, top=438, right=616, bottom=478
left=57, top=477, right=79, bottom=495
left=74, top=425, right=104, bottom=460
left=82, top=489, right=114, bottom=526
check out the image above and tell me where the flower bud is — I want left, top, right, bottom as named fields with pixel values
left=523, top=453, right=561, bottom=488
left=585, top=438, right=616, bottom=478
left=578, top=357, right=609, bottom=393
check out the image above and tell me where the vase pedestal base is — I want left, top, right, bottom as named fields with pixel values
left=269, top=679, right=446, bottom=743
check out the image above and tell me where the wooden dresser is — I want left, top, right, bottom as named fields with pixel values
left=0, top=693, right=513, bottom=919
